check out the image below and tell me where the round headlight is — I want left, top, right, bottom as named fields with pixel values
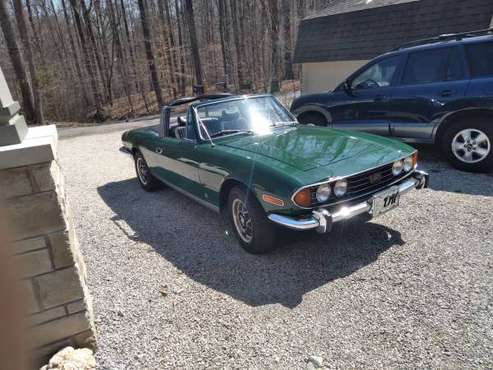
left=334, top=180, right=348, bottom=197
left=403, top=156, right=414, bottom=172
left=392, top=160, right=404, bottom=176
left=316, top=184, right=331, bottom=203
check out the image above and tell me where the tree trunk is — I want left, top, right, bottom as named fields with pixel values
left=175, top=0, right=187, bottom=95
left=12, top=0, right=44, bottom=124
left=282, top=0, right=294, bottom=80
left=80, top=0, right=110, bottom=104
left=265, top=0, right=281, bottom=93
left=60, top=0, right=91, bottom=107
left=137, top=0, right=163, bottom=108
left=69, top=0, right=104, bottom=121
left=230, top=0, right=248, bottom=91
left=108, top=0, right=133, bottom=115
left=0, top=0, right=36, bottom=125
left=217, top=0, right=230, bottom=88
left=157, top=0, right=176, bottom=97
left=184, top=0, right=204, bottom=91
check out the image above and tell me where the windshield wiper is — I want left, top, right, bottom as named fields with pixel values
left=270, top=121, right=298, bottom=127
left=210, top=129, right=254, bottom=138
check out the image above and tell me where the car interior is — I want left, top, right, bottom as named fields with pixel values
left=169, top=110, right=248, bottom=140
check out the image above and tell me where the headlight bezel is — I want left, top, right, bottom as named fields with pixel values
left=392, top=160, right=404, bottom=176
left=403, top=156, right=414, bottom=172
left=315, top=184, right=332, bottom=203
left=333, top=180, right=348, bottom=197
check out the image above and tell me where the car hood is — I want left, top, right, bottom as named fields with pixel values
left=217, top=126, right=412, bottom=172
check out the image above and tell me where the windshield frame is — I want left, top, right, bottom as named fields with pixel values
left=192, top=95, right=298, bottom=143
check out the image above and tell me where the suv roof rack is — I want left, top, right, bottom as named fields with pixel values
left=396, top=27, right=493, bottom=50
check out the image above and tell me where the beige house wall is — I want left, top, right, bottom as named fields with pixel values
left=300, top=60, right=368, bottom=94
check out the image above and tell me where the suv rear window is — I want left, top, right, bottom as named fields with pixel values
left=466, top=41, right=493, bottom=77
left=402, top=48, right=449, bottom=85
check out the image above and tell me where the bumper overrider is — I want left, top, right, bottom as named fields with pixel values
left=268, top=170, right=429, bottom=234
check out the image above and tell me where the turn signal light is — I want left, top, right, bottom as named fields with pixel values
left=293, top=188, right=312, bottom=207
left=412, top=151, right=418, bottom=168
left=262, top=194, right=285, bottom=207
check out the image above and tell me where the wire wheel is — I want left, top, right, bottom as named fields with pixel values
left=232, top=198, right=253, bottom=244
left=451, top=128, right=491, bottom=164
left=136, top=156, right=150, bottom=185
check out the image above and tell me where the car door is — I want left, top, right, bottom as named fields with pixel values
left=464, top=40, right=493, bottom=107
left=389, top=46, right=470, bottom=142
left=148, top=110, right=204, bottom=199
left=330, top=55, right=403, bottom=136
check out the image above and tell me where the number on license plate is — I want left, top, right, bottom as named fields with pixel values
left=372, top=187, right=400, bottom=217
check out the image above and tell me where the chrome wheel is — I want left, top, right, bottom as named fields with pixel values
left=136, top=157, right=150, bottom=185
left=451, top=128, right=491, bottom=164
left=232, top=198, right=253, bottom=244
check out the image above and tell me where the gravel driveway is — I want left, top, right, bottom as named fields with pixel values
left=58, top=124, right=493, bottom=369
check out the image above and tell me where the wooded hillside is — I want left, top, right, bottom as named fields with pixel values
left=0, top=0, right=333, bottom=123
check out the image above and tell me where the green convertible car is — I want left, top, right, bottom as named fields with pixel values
left=121, top=94, right=429, bottom=253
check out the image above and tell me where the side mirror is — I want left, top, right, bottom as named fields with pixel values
left=343, top=80, right=354, bottom=95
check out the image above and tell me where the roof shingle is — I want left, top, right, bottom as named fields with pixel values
left=294, top=0, right=493, bottom=63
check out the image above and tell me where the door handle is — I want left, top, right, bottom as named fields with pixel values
left=374, top=95, right=388, bottom=102
left=155, top=147, right=164, bottom=154
left=440, top=90, right=453, bottom=97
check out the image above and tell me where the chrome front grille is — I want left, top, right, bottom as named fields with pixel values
left=346, top=163, right=397, bottom=197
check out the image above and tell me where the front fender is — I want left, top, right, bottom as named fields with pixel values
left=292, top=104, right=332, bottom=123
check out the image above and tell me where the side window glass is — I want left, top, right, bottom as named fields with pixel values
left=446, top=48, right=465, bottom=81
left=186, top=110, right=196, bottom=140
left=351, top=56, right=400, bottom=90
left=466, top=41, right=493, bottom=78
left=402, top=48, right=449, bottom=85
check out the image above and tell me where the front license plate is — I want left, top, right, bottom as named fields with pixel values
left=372, top=186, right=400, bottom=217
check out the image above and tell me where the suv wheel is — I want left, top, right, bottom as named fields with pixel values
left=298, top=112, right=328, bottom=126
left=441, top=118, right=493, bottom=172
left=227, top=186, right=277, bottom=254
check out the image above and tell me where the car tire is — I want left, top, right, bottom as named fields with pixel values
left=441, top=118, right=493, bottom=173
left=298, top=112, right=328, bottom=126
left=227, top=186, right=277, bottom=254
left=134, top=150, right=164, bottom=192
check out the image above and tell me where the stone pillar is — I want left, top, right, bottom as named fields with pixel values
left=0, top=68, right=96, bottom=367
left=0, top=66, right=28, bottom=146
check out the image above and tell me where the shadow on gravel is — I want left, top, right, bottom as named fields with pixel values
left=98, top=179, right=404, bottom=308
left=411, top=144, right=493, bottom=197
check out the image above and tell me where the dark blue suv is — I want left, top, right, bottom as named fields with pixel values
left=291, top=30, right=493, bottom=172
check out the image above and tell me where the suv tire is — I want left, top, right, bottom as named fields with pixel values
left=441, top=117, right=493, bottom=172
left=227, top=186, right=277, bottom=254
left=298, top=112, right=328, bottom=126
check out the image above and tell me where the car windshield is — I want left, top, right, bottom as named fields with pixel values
left=195, top=96, right=297, bottom=139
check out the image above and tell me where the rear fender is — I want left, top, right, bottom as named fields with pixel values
left=434, top=108, right=493, bottom=143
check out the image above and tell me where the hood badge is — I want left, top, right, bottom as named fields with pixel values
left=369, top=172, right=383, bottom=184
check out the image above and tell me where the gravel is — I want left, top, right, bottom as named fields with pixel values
left=58, top=124, right=493, bottom=369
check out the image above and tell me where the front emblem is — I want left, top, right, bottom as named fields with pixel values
left=369, top=172, right=383, bottom=184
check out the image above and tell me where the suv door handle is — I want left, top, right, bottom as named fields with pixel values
left=374, top=95, right=388, bottom=102
left=155, top=147, right=164, bottom=154
left=440, top=90, right=453, bottom=97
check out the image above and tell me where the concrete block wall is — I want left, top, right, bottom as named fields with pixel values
left=0, top=127, right=96, bottom=367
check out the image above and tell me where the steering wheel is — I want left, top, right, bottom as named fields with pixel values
left=357, top=79, right=380, bottom=89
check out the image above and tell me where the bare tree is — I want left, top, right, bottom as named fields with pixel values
left=184, top=0, right=204, bottom=91
left=12, top=0, right=44, bottom=124
left=0, top=0, right=36, bottom=124
left=137, top=0, right=163, bottom=107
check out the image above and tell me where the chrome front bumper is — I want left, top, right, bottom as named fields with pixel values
left=268, top=170, right=429, bottom=234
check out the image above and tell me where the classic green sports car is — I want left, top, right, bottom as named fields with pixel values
left=121, top=94, right=429, bottom=253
